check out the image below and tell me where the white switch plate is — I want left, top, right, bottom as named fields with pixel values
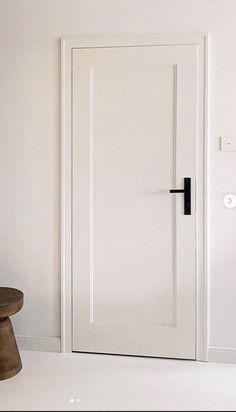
left=220, top=136, right=236, bottom=151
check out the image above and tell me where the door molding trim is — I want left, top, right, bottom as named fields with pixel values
left=61, top=34, right=209, bottom=360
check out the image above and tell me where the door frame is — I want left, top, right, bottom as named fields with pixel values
left=61, top=34, right=209, bottom=361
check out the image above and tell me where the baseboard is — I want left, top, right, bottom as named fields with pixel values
left=15, top=339, right=236, bottom=362
left=17, top=336, right=61, bottom=353
left=208, top=346, right=236, bottom=364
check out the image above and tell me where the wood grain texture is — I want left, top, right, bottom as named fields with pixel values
left=0, top=288, right=24, bottom=319
left=0, top=288, right=24, bottom=380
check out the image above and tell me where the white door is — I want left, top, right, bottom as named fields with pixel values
left=72, top=44, right=197, bottom=359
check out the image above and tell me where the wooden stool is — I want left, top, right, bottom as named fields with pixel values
left=0, top=288, right=24, bottom=381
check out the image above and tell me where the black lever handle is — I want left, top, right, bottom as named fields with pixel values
left=170, top=177, right=191, bottom=215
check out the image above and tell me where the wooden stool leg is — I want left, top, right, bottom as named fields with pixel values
left=0, top=317, right=22, bottom=381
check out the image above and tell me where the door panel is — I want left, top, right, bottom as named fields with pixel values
left=72, top=45, right=197, bottom=359
left=93, top=63, right=175, bottom=327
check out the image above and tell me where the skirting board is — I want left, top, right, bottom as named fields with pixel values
left=15, top=340, right=236, bottom=363
left=17, top=336, right=61, bottom=353
left=208, top=347, right=236, bottom=364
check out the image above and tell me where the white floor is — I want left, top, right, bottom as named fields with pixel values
left=0, top=351, right=236, bottom=411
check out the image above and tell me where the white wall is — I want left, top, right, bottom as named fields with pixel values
left=0, top=0, right=236, bottom=354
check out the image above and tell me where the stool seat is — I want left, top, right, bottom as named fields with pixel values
left=0, top=288, right=24, bottom=319
left=0, top=287, right=24, bottom=381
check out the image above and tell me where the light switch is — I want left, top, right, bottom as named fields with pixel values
left=220, top=137, right=236, bottom=152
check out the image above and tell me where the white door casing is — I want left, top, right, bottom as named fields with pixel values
left=61, top=34, right=209, bottom=361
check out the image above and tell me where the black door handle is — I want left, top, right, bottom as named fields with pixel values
left=170, top=178, right=191, bottom=215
